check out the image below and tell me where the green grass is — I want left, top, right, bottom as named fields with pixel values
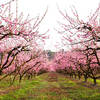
left=0, top=73, right=100, bottom=100
left=88, top=78, right=100, bottom=84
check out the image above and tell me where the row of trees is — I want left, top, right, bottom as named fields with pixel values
left=1, top=0, right=100, bottom=86
left=0, top=0, right=49, bottom=84
left=53, top=4, right=100, bottom=85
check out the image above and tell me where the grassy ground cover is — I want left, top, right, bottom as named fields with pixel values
left=0, top=72, right=100, bottom=100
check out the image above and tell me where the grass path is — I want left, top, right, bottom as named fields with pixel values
left=0, top=72, right=100, bottom=100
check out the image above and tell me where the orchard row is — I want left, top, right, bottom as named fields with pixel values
left=0, top=0, right=100, bottom=86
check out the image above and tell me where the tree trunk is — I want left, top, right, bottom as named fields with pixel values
left=78, top=74, right=81, bottom=80
left=93, top=78, right=97, bottom=86
left=84, top=75, right=88, bottom=82
left=27, top=75, right=30, bottom=80
left=19, top=75, right=22, bottom=83
left=74, top=74, right=77, bottom=79
left=10, top=74, right=17, bottom=85
left=0, top=70, right=2, bottom=75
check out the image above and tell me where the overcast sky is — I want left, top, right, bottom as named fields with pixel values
left=1, top=0, right=100, bottom=51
